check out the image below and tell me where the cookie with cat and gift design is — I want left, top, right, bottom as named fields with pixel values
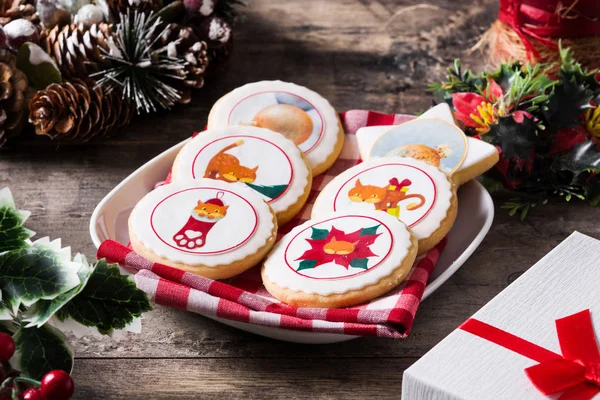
left=171, top=126, right=312, bottom=225
left=207, top=80, right=345, bottom=176
left=261, top=210, right=418, bottom=308
left=128, top=179, right=277, bottom=279
left=311, top=157, right=457, bottom=255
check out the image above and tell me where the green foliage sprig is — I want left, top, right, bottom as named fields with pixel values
left=0, top=188, right=152, bottom=380
left=430, top=46, right=600, bottom=219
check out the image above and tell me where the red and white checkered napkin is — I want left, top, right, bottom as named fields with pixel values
left=97, top=110, right=448, bottom=338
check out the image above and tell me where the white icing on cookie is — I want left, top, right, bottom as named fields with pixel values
left=129, top=179, right=275, bottom=267
left=171, top=126, right=310, bottom=218
left=356, top=103, right=498, bottom=175
left=263, top=211, right=413, bottom=295
left=207, top=81, right=340, bottom=171
left=312, top=157, right=453, bottom=241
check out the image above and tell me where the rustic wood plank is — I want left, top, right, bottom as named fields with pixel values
left=72, top=357, right=419, bottom=399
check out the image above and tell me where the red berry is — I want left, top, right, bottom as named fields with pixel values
left=22, top=388, right=45, bottom=400
left=40, top=370, right=74, bottom=400
left=0, top=333, right=15, bottom=363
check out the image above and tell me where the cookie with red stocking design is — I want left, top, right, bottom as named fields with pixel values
left=129, top=179, right=277, bottom=279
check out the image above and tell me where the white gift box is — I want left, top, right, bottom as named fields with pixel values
left=402, top=232, right=600, bottom=400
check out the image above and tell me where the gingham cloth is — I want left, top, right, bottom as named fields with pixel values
left=97, top=110, right=448, bottom=338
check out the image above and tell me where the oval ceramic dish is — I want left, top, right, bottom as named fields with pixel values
left=90, top=139, right=494, bottom=344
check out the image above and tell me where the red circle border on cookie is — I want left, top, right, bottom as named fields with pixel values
left=149, top=187, right=259, bottom=255
left=226, top=90, right=325, bottom=154
left=332, top=162, right=438, bottom=228
left=284, top=214, right=394, bottom=280
left=191, top=135, right=294, bottom=203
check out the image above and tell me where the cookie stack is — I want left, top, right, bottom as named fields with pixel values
left=128, top=81, right=498, bottom=308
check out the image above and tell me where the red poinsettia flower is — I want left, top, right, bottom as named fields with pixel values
left=452, top=79, right=503, bottom=134
left=295, top=226, right=380, bottom=270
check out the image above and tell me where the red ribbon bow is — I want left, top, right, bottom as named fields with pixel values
left=461, top=309, right=600, bottom=399
left=498, top=0, right=600, bottom=59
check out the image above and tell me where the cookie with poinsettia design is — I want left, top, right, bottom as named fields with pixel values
left=312, top=157, right=457, bottom=255
left=129, top=179, right=277, bottom=279
left=261, top=211, right=418, bottom=308
left=207, top=80, right=345, bottom=176
left=171, top=126, right=312, bottom=225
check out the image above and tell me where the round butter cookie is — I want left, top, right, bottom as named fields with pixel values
left=129, top=179, right=277, bottom=279
left=261, top=211, right=418, bottom=308
left=171, top=126, right=312, bottom=225
left=207, top=80, right=345, bottom=176
left=312, top=157, right=457, bottom=255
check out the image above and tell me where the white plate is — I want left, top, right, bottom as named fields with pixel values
left=90, top=140, right=494, bottom=344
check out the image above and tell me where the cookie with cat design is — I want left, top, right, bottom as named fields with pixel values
left=312, top=157, right=457, bottom=255
left=207, top=80, right=345, bottom=176
left=129, top=179, right=277, bottom=279
left=262, top=210, right=418, bottom=308
left=171, top=126, right=312, bottom=225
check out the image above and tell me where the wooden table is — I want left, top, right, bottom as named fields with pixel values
left=2, top=0, right=597, bottom=398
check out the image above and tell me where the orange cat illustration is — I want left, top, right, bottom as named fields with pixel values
left=347, top=178, right=425, bottom=211
left=173, top=193, right=229, bottom=249
left=323, top=237, right=359, bottom=255
left=193, top=200, right=229, bottom=219
left=204, top=140, right=258, bottom=183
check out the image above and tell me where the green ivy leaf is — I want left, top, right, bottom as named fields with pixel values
left=297, top=259, right=317, bottom=271
left=0, top=290, right=12, bottom=321
left=22, top=254, right=92, bottom=328
left=14, top=324, right=73, bottom=380
left=349, top=258, right=369, bottom=269
left=359, top=225, right=380, bottom=236
left=55, top=259, right=152, bottom=335
left=0, top=187, right=34, bottom=253
left=310, top=227, right=329, bottom=240
left=0, top=238, right=80, bottom=313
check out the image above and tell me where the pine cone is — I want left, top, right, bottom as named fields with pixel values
left=29, top=78, right=133, bottom=141
left=39, top=22, right=112, bottom=80
left=101, top=0, right=161, bottom=20
left=0, top=0, right=39, bottom=26
left=0, top=51, right=28, bottom=147
left=154, top=23, right=208, bottom=103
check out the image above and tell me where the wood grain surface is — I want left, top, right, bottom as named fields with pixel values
left=1, top=0, right=597, bottom=399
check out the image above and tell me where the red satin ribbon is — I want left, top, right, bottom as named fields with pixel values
left=460, top=309, right=600, bottom=399
left=498, top=0, right=600, bottom=58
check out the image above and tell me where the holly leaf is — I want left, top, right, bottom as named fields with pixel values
left=359, top=225, right=380, bottom=236
left=485, top=115, right=540, bottom=161
left=551, top=138, right=600, bottom=182
left=0, top=187, right=34, bottom=253
left=21, top=254, right=91, bottom=328
left=543, top=75, right=593, bottom=132
left=0, top=238, right=80, bottom=313
left=349, top=258, right=369, bottom=269
left=310, top=227, right=329, bottom=240
left=55, top=259, right=152, bottom=335
left=13, top=324, right=73, bottom=380
left=297, top=259, right=317, bottom=271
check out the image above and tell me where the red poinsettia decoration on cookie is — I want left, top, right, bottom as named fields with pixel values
left=295, top=225, right=381, bottom=271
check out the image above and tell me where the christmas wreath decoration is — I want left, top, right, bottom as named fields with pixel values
left=0, top=187, right=152, bottom=399
left=430, top=46, right=600, bottom=218
left=0, top=0, right=244, bottom=147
